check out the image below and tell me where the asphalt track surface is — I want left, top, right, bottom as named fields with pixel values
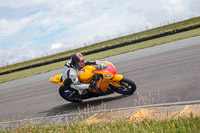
left=0, top=36, right=200, bottom=122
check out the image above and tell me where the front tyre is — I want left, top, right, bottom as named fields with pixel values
left=110, top=78, right=136, bottom=95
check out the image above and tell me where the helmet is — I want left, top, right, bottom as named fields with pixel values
left=71, top=53, right=85, bottom=69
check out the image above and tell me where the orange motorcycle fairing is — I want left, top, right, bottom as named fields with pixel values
left=111, top=74, right=123, bottom=88
left=93, top=71, right=115, bottom=93
left=50, top=61, right=123, bottom=93
left=79, top=65, right=96, bottom=84
left=49, top=74, right=64, bottom=85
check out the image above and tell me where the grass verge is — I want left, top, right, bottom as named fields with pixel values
left=1, top=114, right=200, bottom=133
left=0, top=28, right=200, bottom=84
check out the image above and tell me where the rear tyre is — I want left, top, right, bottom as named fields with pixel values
left=59, top=86, right=82, bottom=103
left=110, top=78, right=136, bottom=95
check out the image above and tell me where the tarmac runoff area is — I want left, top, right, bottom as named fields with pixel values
left=1, top=100, right=200, bottom=130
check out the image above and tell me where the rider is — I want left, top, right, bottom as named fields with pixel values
left=62, top=53, right=97, bottom=96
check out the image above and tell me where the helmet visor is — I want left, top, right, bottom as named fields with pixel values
left=76, top=61, right=85, bottom=68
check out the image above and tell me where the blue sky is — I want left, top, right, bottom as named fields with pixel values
left=0, top=0, right=200, bottom=67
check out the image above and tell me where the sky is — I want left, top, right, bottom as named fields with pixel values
left=0, top=0, right=200, bottom=67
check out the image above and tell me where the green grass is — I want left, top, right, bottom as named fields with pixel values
left=0, top=16, right=200, bottom=74
left=2, top=114, right=200, bottom=133
left=0, top=27, right=200, bottom=84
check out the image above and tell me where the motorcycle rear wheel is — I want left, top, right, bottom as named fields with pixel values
left=59, top=86, right=82, bottom=103
left=111, top=78, right=136, bottom=95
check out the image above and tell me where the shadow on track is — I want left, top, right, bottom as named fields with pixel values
left=40, top=94, right=131, bottom=117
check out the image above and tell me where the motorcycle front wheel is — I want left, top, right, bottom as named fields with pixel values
left=110, top=78, right=136, bottom=95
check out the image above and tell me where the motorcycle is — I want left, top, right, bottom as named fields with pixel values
left=49, top=60, right=136, bottom=103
